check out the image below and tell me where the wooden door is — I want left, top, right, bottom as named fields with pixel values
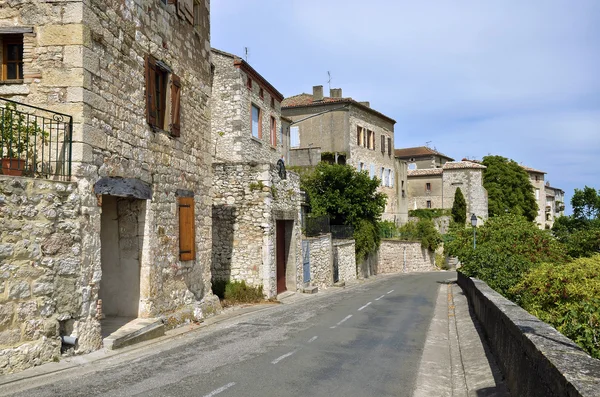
left=276, top=220, right=287, bottom=294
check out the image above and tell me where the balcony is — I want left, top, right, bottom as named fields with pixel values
left=0, top=98, right=72, bottom=180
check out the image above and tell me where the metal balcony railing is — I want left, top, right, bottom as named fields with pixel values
left=0, top=97, right=72, bottom=180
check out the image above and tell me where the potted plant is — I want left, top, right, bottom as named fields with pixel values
left=0, top=102, right=47, bottom=176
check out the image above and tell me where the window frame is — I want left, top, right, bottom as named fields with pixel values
left=145, top=55, right=180, bottom=136
left=1, top=35, right=24, bottom=82
left=426, top=182, right=431, bottom=192
left=246, top=77, right=252, bottom=90
left=387, top=137, right=392, bottom=155
left=381, top=135, right=385, bottom=153
left=270, top=116, right=276, bottom=147
left=426, top=200, right=432, bottom=209
left=251, top=103, right=261, bottom=139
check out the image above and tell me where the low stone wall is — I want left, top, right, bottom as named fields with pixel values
left=333, top=239, right=356, bottom=283
left=458, top=273, right=600, bottom=397
left=377, top=240, right=436, bottom=274
left=0, top=177, right=83, bottom=374
left=305, top=234, right=332, bottom=290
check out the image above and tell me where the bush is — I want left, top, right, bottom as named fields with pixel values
left=394, top=218, right=442, bottom=251
left=354, top=219, right=380, bottom=262
left=408, top=208, right=451, bottom=220
left=212, top=280, right=264, bottom=305
left=448, top=214, right=568, bottom=298
left=451, top=187, right=467, bottom=225
left=511, top=255, right=600, bottom=358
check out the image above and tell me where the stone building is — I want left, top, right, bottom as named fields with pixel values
left=544, top=184, right=565, bottom=229
left=394, top=146, right=454, bottom=170
left=406, top=161, right=489, bottom=223
left=520, top=165, right=565, bottom=229
left=210, top=49, right=302, bottom=297
left=282, top=86, right=407, bottom=223
left=0, top=0, right=216, bottom=374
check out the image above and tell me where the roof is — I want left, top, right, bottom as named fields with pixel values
left=407, top=168, right=444, bottom=177
left=211, top=48, right=284, bottom=101
left=546, top=185, right=564, bottom=194
left=443, top=161, right=486, bottom=170
left=281, top=93, right=396, bottom=124
left=520, top=165, right=546, bottom=174
left=395, top=146, right=454, bottom=161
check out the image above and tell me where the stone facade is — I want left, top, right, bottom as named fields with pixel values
left=377, top=240, right=437, bottom=273
left=395, top=146, right=454, bottom=171
left=0, top=0, right=215, bottom=373
left=282, top=86, right=406, bottom=223
left=544, top=185, right=565, bottom=229
left=305, top=234, right=333, bottom=290
left=333, top=239, right=356, bottom=283
left=407, top=161, right=489, bottom=223
left=212, top=162, right=302, bottom=297
left=210, top=51, right=301, bottom=297
left=525, top=167, right=547, bottom=228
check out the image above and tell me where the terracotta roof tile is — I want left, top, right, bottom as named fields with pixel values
left=407, top=168, right=444, bottom=177
left=395, top=146, right=454, bottom=160
left=443, top=161, right=486, bottom=170
left=520, top=165, right=546, bottom=174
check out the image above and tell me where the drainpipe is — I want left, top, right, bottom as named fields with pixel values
left=61, top=335, right=78, bottom=346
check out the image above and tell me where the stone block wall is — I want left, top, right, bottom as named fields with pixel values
left=377, top=240, right=436, bottom=274
left=212, top=162, right=302, bottom=298
left=333, top=239, right=356, bottom=283
left=0, top=177, right=84, bottom=374
left=304, top=234, right=333, bottom=290
left=442, top=169, right=488, bottom=223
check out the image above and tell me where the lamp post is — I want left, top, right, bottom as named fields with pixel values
left=471, top=213, right=477, bottom=249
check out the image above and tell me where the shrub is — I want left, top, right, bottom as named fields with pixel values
left=395, top=218, right=442, bottom=251
left=451, top=187, right=467, bottom=225
left=408, top=208, right=451, bottom=220
left=212, top=280, right=264, bottom=305
left=511, top=255, right=600, bottom=358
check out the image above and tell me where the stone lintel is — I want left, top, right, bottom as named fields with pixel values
left=0, top=27, right=34, bottom=34
left=94, top=177, right=152, bottom=200
left=176, top=189, right=194, bottom=197
left=272, top=210, right=296, bottom=220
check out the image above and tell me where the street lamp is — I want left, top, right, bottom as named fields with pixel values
left=471, top=213, right=477, bottom=249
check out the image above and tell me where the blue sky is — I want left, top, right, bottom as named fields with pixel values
left=211, top=1, right=600, bottom=214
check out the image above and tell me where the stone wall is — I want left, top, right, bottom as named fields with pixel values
left=212, top=163, right=302, bottom=298
left=0, top=177, right=82, bottom=374
left=288, top=147, right=322, bottom=167
left=377, top=240, right=436, bottom=274
left=304, top=234, right=332, bottom=290
left=0, top=0, right=216, bottom=372
left=442, top=169, right=488, bottom=223
left=458, top=273, right=600, bottom=397
left=407, top=174, right=444, bottom=210
left=333, top=239, right=356, bottom=283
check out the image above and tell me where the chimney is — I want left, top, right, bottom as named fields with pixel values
left=330, top=88, right=342, bottom=98
left=359, top=101, right=370, bottom=108
left=313, top=85, right=323, bottom=101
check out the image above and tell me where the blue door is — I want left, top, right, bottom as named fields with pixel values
left=302, top=240, right=310, bottom=283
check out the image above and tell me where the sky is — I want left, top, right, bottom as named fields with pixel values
left=211, top=1, right=600, bottom=215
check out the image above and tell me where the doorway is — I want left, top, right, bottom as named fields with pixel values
left=276, top=220, right=287, bottom=294
left=99, top=196, right=145, bottom=337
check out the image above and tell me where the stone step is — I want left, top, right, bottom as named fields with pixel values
left=333, top=281, right=345, bottom=287
left=302, top=285, right=318, bottom=294
left=103, top=318, right=165, bottom=350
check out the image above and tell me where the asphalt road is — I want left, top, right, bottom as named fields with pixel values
left=2, top=272, right=451, bottom=397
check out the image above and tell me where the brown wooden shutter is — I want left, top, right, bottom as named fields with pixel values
left=381, top=135, right=385, bottom=153
left=171, top=74, right=181, bottom=137
left=178, top=196, right=195, bottom=261
left=388, top=137, right=392, bottom=155
left=145, top=55, right=157, bottom=127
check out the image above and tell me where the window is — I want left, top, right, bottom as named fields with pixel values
left=357, top=126, right=363, bottom=146
left=193, top=0, right=202, bottom=31
left=408, top=163, right=417, bottom=170
left=384, top=169, right=390, bottom=186
left=426, top=182, right=431, bottom=192
left=270, top=116, right=276, bottom=146
left=387, top=137, right=392, bottom=155
left=535, top=188, right=540, bottom=200
left=2, top=35, right=24, bottom=81
left=380, top=167, right=385, bottom=186
left=402, top=189, right=406, bottom=198
left=271, top=97, right=275, bottom=108
left=290, top=126, right=299, bottom=148
left=426, top=200, right=432, bottom=208
left=367, top=130, right=374, bottom=150
left=279, top=124, right=284, bottom=148
left=178, top=196, right=196, bottom=261
left=369, top=164, right=375, bottom=179
left=259, top=88, right=264, bottom=99
left=145, top=55, right=180, bottom=136
left=381, top=135, right=385, bottom=153
left=251, top=104, right=261, bottom=138
left=246, top=77, right=252, bottom=90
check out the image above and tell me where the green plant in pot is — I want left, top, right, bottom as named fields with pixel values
left=1, top=102, right=47, bottom=176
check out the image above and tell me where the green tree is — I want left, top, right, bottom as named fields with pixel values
left=451, top=187, right=467, bottom=225
left=301, top=163, right=387, bottom=260
left=571, top=186, right=600, bottom=220
left=447, top=214, right=568, bottom=298
left=482, top=155, right=538, bottom=221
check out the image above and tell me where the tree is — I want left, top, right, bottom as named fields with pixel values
left=572, top=186, right=600, bottom=220
left=481, top=155, right=538, bottom=221
left=451, top=187, right=467, bottom=225
left=301, top=163, right=387, bottom=260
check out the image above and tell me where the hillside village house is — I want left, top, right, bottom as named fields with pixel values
left=521, top=165, right=564, bottom=229
left=544, top=184, right=565, bottom=229
left=210, top=49, right=302, bottom=297
left=282, top=86, right=408, bottom=224
left=395, top=146, right=454, bottom=170
left=0, top=0, right=216, bottom=374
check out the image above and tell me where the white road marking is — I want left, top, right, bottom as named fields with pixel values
left=330, top=314, right=353, bottom=328
left=202, top=382, right=236, bottom=397
left=375, top=295, right=385, bottom=301
left=387, top=290, right=394, bottom=294
left=358, top=302, right=372, bottom=311
left=308, top=336, right=318, bottom=343
left=272, top=350, right=297, bottom=364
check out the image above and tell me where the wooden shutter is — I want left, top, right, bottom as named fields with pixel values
left=177, top=0, right=194, bottom=23
left=178, top=196, right=195, bottom=261
left=145, top=55, right=157, bottom=127
left=381, top=135, right=385, bottom=153
left=388, top=137, right=392, bottom=155
left=171, top=74, right=181, bottom=137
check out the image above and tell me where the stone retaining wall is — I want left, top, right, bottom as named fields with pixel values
left=377, top=240, right=436, bottom=274
left=0, top=177, right=82, bottom=374
left=305, top=234, right=332, bottom=290
left=458, top=272, right=600, bottom=397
